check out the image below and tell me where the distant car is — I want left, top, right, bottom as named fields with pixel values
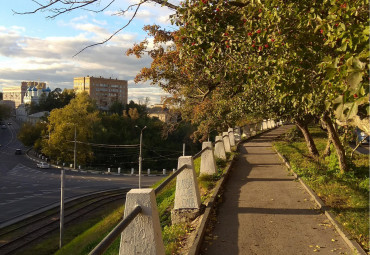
left=37, top=162, right=50, bottom=169
left=15, top=149, right=22, bottom=155
left=1, top=125, right=6, bottom=129
left=7, top=122, right=11, bottom=125
left=356, top=128, right=369, bottom=144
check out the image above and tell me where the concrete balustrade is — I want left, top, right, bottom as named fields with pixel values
left=262, top=120, right=268, bottom=130
left=119, top=189, right=165, bottom=255
left=228, top=128, right=235, bottom=146
left=214, top=136, right=226, bottom=160
left=267, top=119, right=272, bottom=129
left=222, top=132, right=231, bottom=152
left=242, top=124, right=251, bottom=138
left=171, top=156, right=202, bottom=224
left=173, top=156, right=201, bottom=210
left=234, top=126, right=241, bottom=143
left=200, top=142, right=217, bottom=175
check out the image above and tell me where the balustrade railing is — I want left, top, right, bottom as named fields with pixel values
left=88, top=120, right=280, bottom=255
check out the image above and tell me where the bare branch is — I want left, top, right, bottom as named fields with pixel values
left=73, top=2, right=143, bottom=57
left=82, top=0, right=116, bottom=13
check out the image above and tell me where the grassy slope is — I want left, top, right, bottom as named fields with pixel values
left=56, top=155, right=231, bottom=255
left=273, top=126, right=369, bottom=251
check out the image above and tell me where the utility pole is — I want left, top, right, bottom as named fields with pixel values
left=59, top=165, right=65, bottom=249
left=136, top=125, right=146, bottom=189
left=74, top=125, right=77, bottom=170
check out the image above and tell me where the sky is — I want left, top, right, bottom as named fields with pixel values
left=0, top=0, right=179, bottom=104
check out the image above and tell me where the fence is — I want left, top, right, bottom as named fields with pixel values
left=89, top=119, right=281, bottom=255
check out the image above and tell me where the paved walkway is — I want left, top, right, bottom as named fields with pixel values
left=201, top=126, right=353, bottom=255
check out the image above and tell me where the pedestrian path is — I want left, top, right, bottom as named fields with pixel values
left=201, top=125, right=353, bottom=255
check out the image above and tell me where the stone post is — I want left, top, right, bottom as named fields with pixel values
left=173, top=168, right=176, bottom=173
left=200, top=142, right=217, bottom=175
left=171, top=156, right=201, bottom=224
left=108, top=168, right=111, bottom=173
left=234, top=126, right=241, bottom=143
left=119, top=189, right=165, bottom=255
left=242, top=125, right=251, bottom=138
left=228, top=127, right=235, bottom=146
left=262, top=120, right=268, bottom=130
left=118, top=167, right=121, bottom=174
left=163, top=169, right=166, bottom=175
left=147, top=169, right=150, bottom=175
left=222, top=132, right=231, bottom=152
left=131, top=168, right=134, bottom=175
left=214, top=136, right=226, bottom=160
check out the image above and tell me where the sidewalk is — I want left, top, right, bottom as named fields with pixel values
left=201, top=126, right=353, bottom=255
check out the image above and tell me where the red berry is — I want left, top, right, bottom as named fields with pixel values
left=257, top=29, right=261, bottom=33
left=320, top=29, right=324, bottom=34
left=224, top=32, right=229, bottom=36
left=271, top=39, right=275, bottom=42
left=259, top=9, right=262, bottom=13
left=252, top=44, right=255, bottom=47
left=354, top=94, right=358, bottom=98
left=248, top=32, right=252, bottom=36
left=192, top=42, right=195, bottom=46
left=216, top=8, right=220, bottom=11
left=265, top=44, right=269, bottom=48
left=226, top=45, right=230, bottom=48
left=258, top=46, right=262, bottom=51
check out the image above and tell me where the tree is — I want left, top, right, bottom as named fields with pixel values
left=0, top=104, right=12, bottom=121
left=17, top=122, right=47, bottom=148
left=42, top=92, right=100, bottom=164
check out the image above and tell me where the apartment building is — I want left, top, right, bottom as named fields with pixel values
left=73, top=76, right=128, bottom=110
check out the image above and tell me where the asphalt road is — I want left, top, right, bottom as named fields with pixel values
left=0, top=119, right=163, bottom=224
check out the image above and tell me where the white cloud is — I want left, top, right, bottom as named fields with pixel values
left=0, top=25, right=169, bottom=104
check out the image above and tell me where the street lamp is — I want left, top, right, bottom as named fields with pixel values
left=66, top=123, right=77, bottom=170
left=135, top=125, right=146, bottom=189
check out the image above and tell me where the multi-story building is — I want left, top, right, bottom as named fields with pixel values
left=73, top=76, right=128, bottom=110
left=2, top=81, right=47, bottom=108
left=147, top=104, right=178, bottom=123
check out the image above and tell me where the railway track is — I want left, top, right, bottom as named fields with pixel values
left=0, top=188, right=130, bottom=254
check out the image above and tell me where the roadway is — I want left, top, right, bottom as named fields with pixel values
left=0, top=119, right=163, bottom=224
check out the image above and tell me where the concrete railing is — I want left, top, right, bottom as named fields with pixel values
left=89, top=121, right=280, bottom=255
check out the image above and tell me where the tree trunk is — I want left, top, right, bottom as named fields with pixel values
left=323, top=136, right=332, bottom=157
left=295, top=120, right=320, bottom=158
left=321, top=112, right=349, bottom=173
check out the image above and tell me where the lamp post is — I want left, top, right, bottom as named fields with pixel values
left=66, top=123, right=77, bottom=170
left=73, top=125, right=76, bottom=170
left=135, top=125, right=146, bottom=189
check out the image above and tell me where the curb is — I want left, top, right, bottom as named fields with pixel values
left=274, top=149, right=367, bottom=255
left=25, top=148, right=167, bottom=177
left=188, top=126, right=280, bottom=255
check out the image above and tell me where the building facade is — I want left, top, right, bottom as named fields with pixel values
left=2, top=81, right=47, bottom=108
left=147, top=104, right=177, bottom=123
left=23, top=83, right=51, bottom=105
left=73, top=76, right=128, bottom=110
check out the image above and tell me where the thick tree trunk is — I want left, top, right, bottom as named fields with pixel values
left=321, top=112, right=349, bottom=173
left=295, top=120, right=319, bottom=158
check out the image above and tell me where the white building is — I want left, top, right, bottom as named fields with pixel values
left=23, top=86, right=51, bottom=105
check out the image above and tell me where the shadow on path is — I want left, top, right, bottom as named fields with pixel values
left=200, top=126, right=353, bottom=255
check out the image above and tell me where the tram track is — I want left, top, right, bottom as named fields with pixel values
left=0, top=188, right=130, bottom=254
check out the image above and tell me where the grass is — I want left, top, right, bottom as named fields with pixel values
left=273, top=125, right=369, bottom=252
left=14, top=199, right=125, bottom=255
left=55, top=148, right=235, bottom=255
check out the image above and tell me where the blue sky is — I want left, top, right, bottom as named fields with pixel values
left=0, top=0, right=178, bottom=104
